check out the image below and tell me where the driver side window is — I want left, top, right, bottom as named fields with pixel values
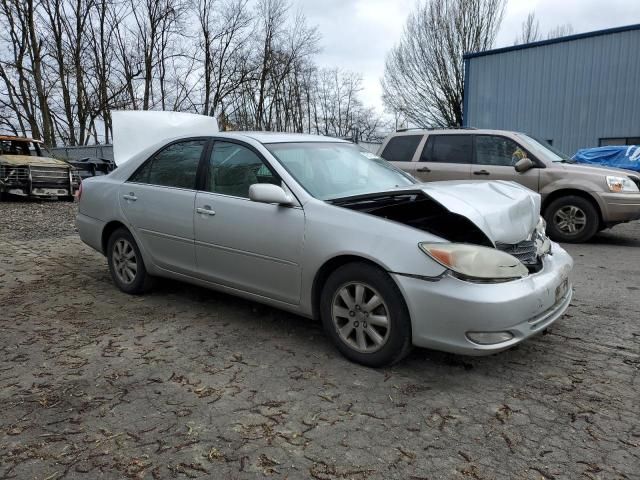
left=475, top=135, right=528, bottom=167
left=207, top=142, right=279, bottom=198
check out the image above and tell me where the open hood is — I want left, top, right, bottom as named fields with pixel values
left=112, top=111, right=218, bottom=166
left=331, top=180, right=541, bottom=245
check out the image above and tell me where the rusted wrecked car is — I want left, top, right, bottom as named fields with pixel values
left=0, top=136, right=80, bottom=200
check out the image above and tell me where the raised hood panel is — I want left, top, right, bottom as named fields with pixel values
left=112, top=111, right=218, bottom=165
left=420, top=181, right=540, bottom=244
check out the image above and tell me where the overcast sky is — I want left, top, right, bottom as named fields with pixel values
left=293, top=0, right=640, bottom=113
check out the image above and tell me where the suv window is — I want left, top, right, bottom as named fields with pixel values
left=207, top=141, right=279, bottom=198
left=380, top=135, right=422, bottom=162
left=130, top=139, right=206, bottom=188
left=475, top=135, right=527, bottom=166
left=421, top=135, right=472, bottom=164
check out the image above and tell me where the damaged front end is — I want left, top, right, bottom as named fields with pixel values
left=0, top=162, right=80, bottom=198
left=330, top=181, right=552, bottom=279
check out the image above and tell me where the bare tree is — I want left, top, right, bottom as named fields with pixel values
left=514, top=11, right=541, bottom=45
left=382, top=0, right=506, bottom=128
left=0, top=0, right=385, bottom=144
left=547, top=23, right=574, bottom=39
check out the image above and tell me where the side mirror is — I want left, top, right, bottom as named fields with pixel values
left=514, top=157, right=534, bottom=173
left=249, top=183, right=294, bottom=206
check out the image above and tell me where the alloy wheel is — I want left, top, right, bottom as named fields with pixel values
left=331, top=282, right=391, bottom=353
left=553, top=205, right=587, bottom=235
left=112, top=238, right=137, bottom=284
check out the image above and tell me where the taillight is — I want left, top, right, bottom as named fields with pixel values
left=76, top=180, right=83, bottom=201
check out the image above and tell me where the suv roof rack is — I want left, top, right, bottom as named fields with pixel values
left=395, top=127, right=477, bottom=132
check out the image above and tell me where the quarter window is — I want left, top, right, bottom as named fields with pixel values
left=421, top=135, right=472, bottom=164
left=207, top=142, right=279, bottom=198
left=475, top=135, right=528, bottom=166
left=130, top=140, right=206, bottom=189
left=380, top=135, right=422, bottom=162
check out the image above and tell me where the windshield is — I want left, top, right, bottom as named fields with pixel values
left=516, top=134, right=572, bottom=162
left=266, top=142, right=416, bottom=200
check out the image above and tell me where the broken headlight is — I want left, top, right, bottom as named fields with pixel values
left=535, top=216, right=551, bottom=255
left=419, top=243, right=529, bottom=281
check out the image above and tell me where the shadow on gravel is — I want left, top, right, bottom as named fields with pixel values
left=148, top=276, right=545, bottom=376
left=584, top=229, right=640, bottom=247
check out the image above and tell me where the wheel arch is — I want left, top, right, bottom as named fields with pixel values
left=101, top=220, right=129, bottom=255
left=542, top=189, right=603, bottom=227
left=311, top=255, right=392, bottom=321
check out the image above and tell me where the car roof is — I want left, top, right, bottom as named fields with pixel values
left=221, top=131, right=350, bottom=144
left=0, top=135, right=43, bottom=143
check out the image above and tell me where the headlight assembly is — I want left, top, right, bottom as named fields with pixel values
left=606, top=176, right=639, bottom=193
left=419, top=243, right=529, bottom=281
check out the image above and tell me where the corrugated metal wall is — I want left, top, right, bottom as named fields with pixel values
left=464, top=27, right=640, bottom=155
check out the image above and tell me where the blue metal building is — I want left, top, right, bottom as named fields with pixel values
left=463, top=24, right=640, bottom=156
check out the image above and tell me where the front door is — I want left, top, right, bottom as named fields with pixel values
left=416, top=134, right=473, bottom=182
left=120, top=139, right=208, bottom=275
left=472, top=135, right=540, bottom=191
left=194, top=140, right=305, bottom=304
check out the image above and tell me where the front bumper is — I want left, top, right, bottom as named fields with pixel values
left=392, top=243, right=573, bottom=356
left=599, top=192, right=640, bottom=224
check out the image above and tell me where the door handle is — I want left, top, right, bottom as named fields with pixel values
left=196, top=206, right=216, bottom=216
left=473, top=170, right=490, bottom=175
left=123, top=193, right=137, bottom=201
left=417, top=167, right=431, bottom=172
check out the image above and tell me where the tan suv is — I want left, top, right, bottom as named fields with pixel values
left=378, top=129, right=640, bottom=243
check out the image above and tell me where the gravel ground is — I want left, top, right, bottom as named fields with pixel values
left=0, top=198, right=78, bottom=240
left=1, top=199, right=639, bottom=479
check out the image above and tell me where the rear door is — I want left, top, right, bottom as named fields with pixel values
left=194, top=140, right=304, bottom=304
left=119, top=138, right=208, bottom=275
left=417, top=134, right=472, bottom=181
left=472, top=135, right=540, bottom=191
left=379, top=134, right=424, bottom=177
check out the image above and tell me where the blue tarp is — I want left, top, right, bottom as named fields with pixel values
left=572, top=146, right=640, bottom=172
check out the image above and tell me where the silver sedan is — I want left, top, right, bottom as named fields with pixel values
left=77, top=132, right=573, bottom=366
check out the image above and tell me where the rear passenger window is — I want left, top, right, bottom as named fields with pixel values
left=421, top=135, right=472, bottom=164
left=380, top=135, right=422, bottom=162
left=130, top=140, right=206, bottom=189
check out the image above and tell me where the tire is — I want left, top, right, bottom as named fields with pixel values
left=106, top=227, right=153, bottom=294
left=320, top=262, right=412, bottom=367
left=61, top=195, right=75, bottom=202
left=544, top=195, right=599, bottom=243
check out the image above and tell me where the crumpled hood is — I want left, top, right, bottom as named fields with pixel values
left=0, top=154, right=69, bottom=167
left=419, top=180, right=541, bottom=244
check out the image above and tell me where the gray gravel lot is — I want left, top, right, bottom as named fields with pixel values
left=0, top=200, right=639, bottom=479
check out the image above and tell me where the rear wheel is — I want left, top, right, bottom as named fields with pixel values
left=544, top=195, right=599, bottom=243
left=107, top=228, right=153, bottom=294
left=320, top=262, right=412, bottom=367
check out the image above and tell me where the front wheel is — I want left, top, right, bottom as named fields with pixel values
left=320, top=262, right=412, bottom=367
left=544, top=195, right=599, bottom=243
left=107, top=228, right=153, bottom=294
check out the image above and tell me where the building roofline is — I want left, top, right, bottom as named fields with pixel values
left=463, top=23, right=640, bottom=60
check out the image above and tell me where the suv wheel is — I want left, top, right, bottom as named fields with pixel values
left=107, top=227, right=153, bottom=294
left=320, top=262, right=412, bottom=367
left=544, top=195, right=599, bottom=243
